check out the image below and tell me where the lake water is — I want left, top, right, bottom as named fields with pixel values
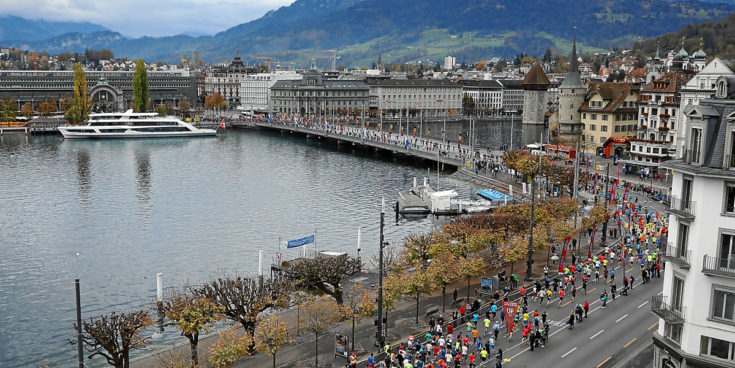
left=0, top=119, right=524, bottom=367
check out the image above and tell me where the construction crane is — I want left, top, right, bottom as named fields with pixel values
left=253, top=56, right=273, bottom=72
left=313, top=49, right=338, bottom=70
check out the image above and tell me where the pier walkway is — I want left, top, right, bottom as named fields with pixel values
left=254, top=120, right=478, bottom=168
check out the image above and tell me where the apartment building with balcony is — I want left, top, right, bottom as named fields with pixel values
left=652, top=75, right=735, bottom=368
left=633, top=71, right=694, bottom=173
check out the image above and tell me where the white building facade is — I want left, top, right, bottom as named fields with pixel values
left=677, top=58, right=735, bottom=157
left=653, top=77, right=735, bottom=368
left=240, top=71, right=302, bottom=114
left=444, top=56, right=456, bottom=71
left=367, top=79, right=462, bottom=117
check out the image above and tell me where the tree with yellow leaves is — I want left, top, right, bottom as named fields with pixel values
left=208, top=327, right=253, bottom=368
left=299, top=296, right=344, bottom=367
left=254, top=315, right=292, bottom=368
left=163, top=294, right=224, bottom=366
left=341, top=284, right=376, bottom=352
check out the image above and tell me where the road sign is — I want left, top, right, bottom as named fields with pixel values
left=480, top=277, right=493, bottom=295
left=335, top=333, right=349, bottom=359
left=275, top=252, right=282, bottom=263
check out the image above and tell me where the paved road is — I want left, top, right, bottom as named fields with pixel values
left=492, top=264, right=662, bottom=368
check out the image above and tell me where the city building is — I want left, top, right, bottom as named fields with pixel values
left=522, top=63, right=550, bottom=125
left=270, top=69, right=368, bottom=118
left=460, top=80, right=503, bottom=114
left=240, top=71, right=302, bottom=114
left=203, top=55, right=250, bottom=109
left=632, top=71, right=694, bottom=173
left=498, top=79, right=524, bottom=113
left=444, top=55, right=456, bottom=70
left=556, top=32, right=587, bottom=143
left=366, top=79, right=462, bottom=117
left=578, top=82, right=639, bottom=154
left=0, top=69, right=198, bottom=113
left=677, top=58, right=735, bottom=156
left=653, top=75, right=735, bottom=368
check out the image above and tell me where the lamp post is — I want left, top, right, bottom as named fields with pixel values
left=376, top=198, right=385, bottom=349
left=525, top=154, right=542, bottom=281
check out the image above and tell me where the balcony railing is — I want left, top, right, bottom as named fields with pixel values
left=668, top=196, right=696, bottom=218
left=702, top=255, right=735, bottom=278
left=660, top=244, right=691, bottom=269
left=651, top=295, right=685, bottom=324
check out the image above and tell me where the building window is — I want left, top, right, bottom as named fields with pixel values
left=664, top=323, right=682, bottom=344
left=601, top=125, right=608, bottom=132
left=591, top=113, right=597, bottom=120
left=720, top=234, right=735, bottom=270
left=583, top=113, right=587, bottom=119
left=700, top=336, right=735, bottom=361
left=590, top=124, right=596, bottom=131
left=602, top=114, right=608, bottom=121
left=725, top=184, right=735, bottom=214
left=691, top=127, right=703, bottom=163
left=600, top=136, right=606, bottom=143
left=678, top=223, right=689, bottom=255
left=712, top=287, right=735, bottom=323
left=672, top=275, right=684, bottom=312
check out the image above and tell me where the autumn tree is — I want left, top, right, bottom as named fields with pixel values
left=208, top=327, right=253, bottom=368
left=205, top=93, right=226, bottom=116
left=299, top=296, right=344, bottom=367
left=192, top=276, right=290, bottom=341
left=254, top=315, right=292, bottom=368
left=283, top=255, right=361, bottom=304
left=21, top=102, right=33, bottom=119
left=72, top=310, right=152, bottom=368
left=177, top=99, right=191, bottom=117
left=341, top=284, right=376, bottom=352
left=38, top=97, right=56, bottom=117
left=65, top=62, right=92, bottom=124
left=163, top=294, right=224, bottom=366
left=475, top=60, right=487, bottom=71
left=133, top=59, right=149, bottom=112
left=1, top=98, right=17, bottom=121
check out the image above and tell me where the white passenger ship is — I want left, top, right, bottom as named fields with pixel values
left=58, top=110, right=217, bottom=139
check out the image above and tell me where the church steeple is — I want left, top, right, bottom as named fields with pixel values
left=654, top=40, right=661, bottom=60
left=570, top=27, right=579, bottom=71
left=559, top=26, right=585, bottom=90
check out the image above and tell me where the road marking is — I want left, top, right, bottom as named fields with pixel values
left=616, top=314, right=629, bottom=323
left=648, top=322, right=659, bottom=331
left=658, top=291, right=663, bottom=295
left=561, top=347, right=577, bottom=358
left=638, top=301, right=649, bottom=308
left=508, top=348, right=529, bottom=360
left=588, top=287, right=597, bottom=293
left=561, top=300, right=572, bottom=307
left=597, top=356, right=612, bottom=368
left=590, top=329, right=605, bottom=339
left=624, top=337, right=637, bottom=348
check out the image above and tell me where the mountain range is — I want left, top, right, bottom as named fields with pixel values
left=3, top=0, right=735, bottom=66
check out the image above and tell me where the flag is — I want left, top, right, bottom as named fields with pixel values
left=588, top=225, right=597, bottom=259
left=219, top=119, right=226, bottom=130
left=559, top=237, right=570, bottom=273
left=413, top=128, right=416, bottom=138
left=389, top=124, right=393, bottom=134
left=428, top=128, right=431, bottom=138
left=502, top=301, right=519, bottom=333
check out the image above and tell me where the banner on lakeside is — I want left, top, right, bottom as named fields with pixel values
left=286, top=234, right=315, bottom=248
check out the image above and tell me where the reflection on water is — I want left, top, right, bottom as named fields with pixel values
left=75, top=149, right=92, bottom=203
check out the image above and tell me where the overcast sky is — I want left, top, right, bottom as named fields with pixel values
left=0, top=0, right=295, bottom=37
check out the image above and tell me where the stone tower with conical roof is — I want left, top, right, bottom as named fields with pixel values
left=557, top=28, right=586, bottom=143
left=522, top=63, right=550, bottom=126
